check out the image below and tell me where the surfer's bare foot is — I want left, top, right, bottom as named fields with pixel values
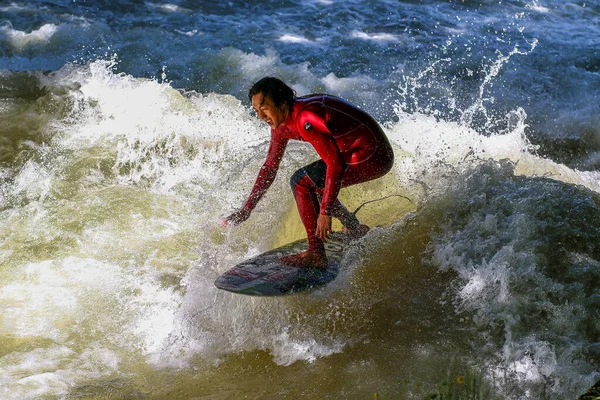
left=344, top=224, right=370, bottom=240
left=280, top=251, right=328, bottom=268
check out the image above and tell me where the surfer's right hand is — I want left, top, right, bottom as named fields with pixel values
left=221, top=209, right=251, bottom=227
left=316, top=214, right=332, bottom=240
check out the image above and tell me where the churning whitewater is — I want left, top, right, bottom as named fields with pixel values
left=1, top=1, right=599, bottom=399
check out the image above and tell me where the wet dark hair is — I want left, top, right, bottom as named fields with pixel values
left=248, top=77, right=296, bottom=110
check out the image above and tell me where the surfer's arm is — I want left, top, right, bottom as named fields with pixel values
left=298, top=112, right=347, bottom=218
left=302, top=126, right=345, bottom=240
left=223, top=134, right=288, bottom=225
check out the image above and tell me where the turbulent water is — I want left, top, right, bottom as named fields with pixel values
left=1, top=1, right=599, bottom=399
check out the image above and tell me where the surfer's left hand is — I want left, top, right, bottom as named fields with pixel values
left=316, top=214, right=332, bottom=240
left=221, top=209, right=250, bottom=227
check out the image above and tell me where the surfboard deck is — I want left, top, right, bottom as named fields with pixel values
left=214, top=232, right=355, bottom=296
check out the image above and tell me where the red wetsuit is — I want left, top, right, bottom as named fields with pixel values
left=243, top=94, right=394, bottom=252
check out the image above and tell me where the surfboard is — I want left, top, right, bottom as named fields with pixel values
left=214, top=232, right=356, bottom=296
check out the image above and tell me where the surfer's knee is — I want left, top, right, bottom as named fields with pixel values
left=291, top=160, right=327, bottom=194
left=290, top=168, right=306, bottom=194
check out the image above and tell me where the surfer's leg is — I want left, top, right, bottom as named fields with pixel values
left=282, top=152, right=392, bottom=267
left=318, top=194, right=359, bottom=230
left=322, top=196, right=370, bottom=239
left=280, top=165, right=327, bottom=268
left=289, top=161, right=359, bottom=230
left=291, top=173, right=323, bottom=254
left=333, top=147, right=394, bottom=238
left=297, top=160, right=361, bottom=230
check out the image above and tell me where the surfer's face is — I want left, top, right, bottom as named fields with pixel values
left=251, top=93, right=288, bottom=129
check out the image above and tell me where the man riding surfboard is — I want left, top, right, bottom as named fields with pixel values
left=222, top=77, right=394, bottom=268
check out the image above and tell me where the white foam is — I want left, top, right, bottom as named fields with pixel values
left=526, top=1, right=550, bottom=13
left=10, top=159, right=52, bottom=202
left=0, top=255, right=181, bottom=397
left=270, top=327, right=345, bottom=366
left=0, top=23, right=58, bottom=51
left=386, top=107, right=600, bottom=197
left=0, top=3, right=35, bottom=13
left=39, top=61, right=270, bottom=198
left=351, top=30, right=399, bottom=42
left=2, top=257, right=179, bottom=346
left=278, top=34, right=313, bottom=44
left=0, top=343, right=124, bottom=400
left=175, top=29, right=201, bottom=36
left=146, top=2, right=192, bottom=14
left=0, top=346, right=73, bottom=399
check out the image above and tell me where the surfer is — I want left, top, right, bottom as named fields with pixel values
left=222, top=77, right=394, bottom=268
